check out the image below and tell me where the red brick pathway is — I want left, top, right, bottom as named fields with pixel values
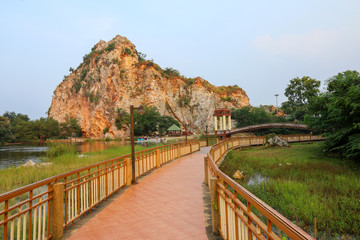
left=66, top=149, right=209, bottom=240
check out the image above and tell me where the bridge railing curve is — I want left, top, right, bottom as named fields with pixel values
left=205, top=134, right=323, bottom=240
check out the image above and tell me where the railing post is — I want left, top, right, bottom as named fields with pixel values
left=210, top=177, right=220, bottom=235
left=178, top=144, right=182, bottom=157
left=49, top=182, right=64, bottom=240
left=125, top=158, right=132, bottom=186
left=204, top=157, right=209, bottom=186
left=156, top=149, right=161, bottom=168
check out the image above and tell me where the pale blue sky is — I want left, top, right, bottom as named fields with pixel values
left=1, top=0, right=360, bottom=119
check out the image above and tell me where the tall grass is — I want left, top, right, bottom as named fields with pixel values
left=220, top=142, right=360, bottom=239
left=0, top=144, right=159, bottom=194
left=47, top=142, right=77, bottom=159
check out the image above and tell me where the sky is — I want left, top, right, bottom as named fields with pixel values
left=1, top=0, right=360, bottom=120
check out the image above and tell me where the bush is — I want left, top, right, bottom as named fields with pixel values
left=136, top=51, right=146, bottom=62
left=164, top=67, right=180, bottom=77
left=106, top=42, right=116, bottom=51
left=47, top=142, right=77, bottom=159
left=124, top=47, right=132, bottom=55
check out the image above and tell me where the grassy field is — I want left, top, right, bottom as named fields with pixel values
left=220, top=142, right=360, bottom=239
left=0, top=143, right=159, bottom=194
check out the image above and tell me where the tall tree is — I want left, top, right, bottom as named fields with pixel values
left=60, top=117, right=82, bottom=137
left=115, top=106, right=179, bottom=135
left=282, top=76, right=320, bottom=121
left=232, top=106, right=273, bottom=128
left=158, top=116, right=180, bottom=134
left=305, top=70, right=360, bottom=159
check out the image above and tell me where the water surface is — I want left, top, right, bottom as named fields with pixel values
left=0, top=141, right=151, bottom=169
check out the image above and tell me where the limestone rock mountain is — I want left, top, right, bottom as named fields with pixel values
left=48, top=35, right=250, bottom=138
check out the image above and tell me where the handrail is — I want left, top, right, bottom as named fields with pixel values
left=227, top=122, right=309, bottom=136
left=0, top=139, right=203, bottom=240
left=205, top=134, right=322, bottom=240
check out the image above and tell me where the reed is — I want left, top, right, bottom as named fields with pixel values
left=0, top=144, right=158, bottom=194
left=220, top=142, right=360, bottom=239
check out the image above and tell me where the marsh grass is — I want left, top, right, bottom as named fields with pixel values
left=220, top=142, right=360, bottom=238
left=0, top=144, right=158, bottom=194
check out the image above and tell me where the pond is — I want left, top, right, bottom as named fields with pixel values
left=0, top=141, right=151, bottom=169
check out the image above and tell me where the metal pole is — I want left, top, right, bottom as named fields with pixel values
left=130, top=105, right=136, bottom=184
left=275, top=94, right=279, bottom=117
left=205, top=125, right=208, bottom=146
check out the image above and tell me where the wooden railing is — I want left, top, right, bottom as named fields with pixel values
left=205, top=134, right=323, bottom=240
left=0, top=140, right=201, bottom=240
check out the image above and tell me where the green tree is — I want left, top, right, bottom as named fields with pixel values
left=115, top=107, right=179, bottom=135
left=60, top=117, right=82, bottom=138
left=134, top=106, right=161, bottom=135
left=232, top=106, right=273, bottom=128
left=0, top=116, right=12, bottom=143
left=158, top=116, right=180, bottom=134
left=3, top=112, right=36, bottom=142
left=305, top=70, right=360, bottom=159
left=115, top=108, right=131, bottom=130
left=164, top=67, right=180, bottom=77
left=33, top=118, right=60, bottom=140
left=282, top=76, right=320, bottom=121
left=136, top=51, right=146, bottom=63
left=11, top=119, right=36, bottom=142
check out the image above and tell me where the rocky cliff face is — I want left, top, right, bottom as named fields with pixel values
left=49, top=35, right=250, bottom=138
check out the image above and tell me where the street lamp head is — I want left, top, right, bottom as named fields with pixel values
left=137, top=105, right=145, bottom=114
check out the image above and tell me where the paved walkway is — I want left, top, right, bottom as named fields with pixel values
left=66, top=148, right=210, bottom=240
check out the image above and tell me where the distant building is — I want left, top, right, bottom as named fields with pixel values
left=167, top=124, right=182, bottom=136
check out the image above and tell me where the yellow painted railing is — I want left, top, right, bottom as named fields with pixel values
left=205, top=134, right=323, bottom=240
left=0, top=140, right=201, bottom=240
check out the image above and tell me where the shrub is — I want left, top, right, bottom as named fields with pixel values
left=72, top=81, right=81, bottom=93
left=136, top=51, right=146, bottom=62
left=164, top=67, right=180, bottom=77
left=47, top=142, right=77, bottom=159
left=124, top=47, right=132, bottom=55
left=106, top=42, right=116, bottom=51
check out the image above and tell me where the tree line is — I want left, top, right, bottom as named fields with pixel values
left=0, top=106, right=180, bottom=144
left=231, top=70, right=359, bottom=159
left=0, top=112, right=82, bottom=143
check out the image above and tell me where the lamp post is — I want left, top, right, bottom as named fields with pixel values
left=205, top=125, right=208, bottom=146
left=130, top=105, right=145, bottom=184
left=184, top=123, right=189, bottom=143
left=274, top=94, right=279, bottom=117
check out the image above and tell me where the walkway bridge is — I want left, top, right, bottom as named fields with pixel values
left=216, top=122, right=309, bottom=137
left=0, top=135, right=321, bottom=240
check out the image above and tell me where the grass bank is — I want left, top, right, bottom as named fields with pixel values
left=0, top=143, right=159, bottom=194
left=220, top=142, right=360, bottom=239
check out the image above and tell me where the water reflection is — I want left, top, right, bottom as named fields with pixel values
left=0, top=141, right=155, bottom=169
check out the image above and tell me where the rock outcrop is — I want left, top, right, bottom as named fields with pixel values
left=265, top=135, right=289, bottom=147
left=49, top=35, right=250, bottom=138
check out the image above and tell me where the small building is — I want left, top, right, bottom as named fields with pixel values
left=167, top=124, right=182, bottom=136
